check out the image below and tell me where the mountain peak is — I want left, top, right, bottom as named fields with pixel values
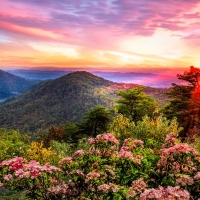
left=0, top=71, right=116, bottom=132
left=56, top=71, right=113, bottom=87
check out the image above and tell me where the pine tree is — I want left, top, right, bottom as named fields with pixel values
left=116, top=86, right=156, bottom=122
left=164, top=66, right=200, bottom=137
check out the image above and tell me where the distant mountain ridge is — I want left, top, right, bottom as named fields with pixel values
left=0, top=69, right=39, bottom=93
left=7, top=69, right=180, bottom=87
left=0, top=69, right=40, bottom=101
left=7, top=69, right=71, bottom=80
left=0, top=71, right=168, bottom=133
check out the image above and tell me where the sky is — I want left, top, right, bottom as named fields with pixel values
left=0, top=0, right=200, bottom=74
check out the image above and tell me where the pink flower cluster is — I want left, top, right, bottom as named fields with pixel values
left=97, top=183, right=119, bottom=193
left=87, top=147, right=102, bottom=156
left=42, top=163, right=61, bottom=174
left=118, top=146, right=143, bottom=164
left=162, top=132, right=178, bottom=148
left=0, top=157, right=27, bottom=171
left=123, top=138, right=132, bottom=144
left=176, top=175, right=194, bottom=186
left=85, top=172, right=101, bottom=183
left=49, top=177, right=58, bottom=183
left=123, top=138, right=144, bottom=149
left=16, top=161, right=61, bottom=179
left=88, top=147, right=118, bottom=158
left=157, top=141, right=199, bottom=174
left=161, top=143, right=198, bottom=156
left=74, top=169, right=84, bottom=176
left=88, top=133, right=119, bottom=145
left=0, top=157, right=61, bottom=180
left=140, top=186, right=190, bottom=200
left=127, top=178, right=147, bottom=199
left=88, top=138, right=95, bottom=144
left=194, top=171, right=200, bottom=180
left=73, top=149, right=84, bottom=157
left=60, top=157, right=73, bottom=167
left=4, top=174, right=13, bottom=181
left=48, top=181, right=69, bottom=194
left=118, top=147, right=134, bottom=160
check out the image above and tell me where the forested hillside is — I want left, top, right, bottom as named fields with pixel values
left=0, top=71, right=168, bottom=133
left=0, top=69, right=39, bottom=93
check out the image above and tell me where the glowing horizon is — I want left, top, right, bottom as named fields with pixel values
left=0, top=0, right=200, bottom=73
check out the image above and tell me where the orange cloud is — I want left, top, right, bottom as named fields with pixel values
left=0, top=0, right=200, bottom=71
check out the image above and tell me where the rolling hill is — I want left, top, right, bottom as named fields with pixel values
left=0, top=71, right=168, bottom=133
left=0, top=69, right=40, bottom=101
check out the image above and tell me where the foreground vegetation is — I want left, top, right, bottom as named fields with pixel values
left=0, top=109, right=200, bottom=199
left=0, top=130, right=199, bottom=199
left=1, top=67, right=200, bottom=199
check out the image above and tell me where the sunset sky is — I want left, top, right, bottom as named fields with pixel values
left=0, top=0, right=200, bottom=73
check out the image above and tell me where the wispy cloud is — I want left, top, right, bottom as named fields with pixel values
left=0, top=0, right=200, bottom=69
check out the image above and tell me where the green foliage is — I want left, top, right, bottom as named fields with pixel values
left=49, top=137, right=90, bottom=160
left=50, top=140, right=73, bottom=157
left=0, top=189, right=27, bottom=200
left=116, top=86, right=157, bottom=122
left=78, top=106, right=111, bottom=137
left=110, top=115, right=182, bottom=149
left=75, top=137, right=90, bottom=152
left=195, top=137, right=200, bottom=152
left=132, top=115, right=182, bottom=148
left=164, top=84, right=192, bottom=132
left=109, top=114, right=135, bottom=141
left=164, top=66, right=200, bottom=137
left=63, top=122, right=80, bottom=143
left=0, top=128, right=29, bottom=162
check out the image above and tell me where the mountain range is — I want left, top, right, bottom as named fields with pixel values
left=7, top=69, right=181, bottom=88
left=0, top=71, right=168, bottom=133
left=0, top=70, right=40, bottom=102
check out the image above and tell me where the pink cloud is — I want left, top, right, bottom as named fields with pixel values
left=0, top=0, right=200, bottom=69
left=0, top=21, right=61, bottom=42
left=1, top=0, right=199, bottom=40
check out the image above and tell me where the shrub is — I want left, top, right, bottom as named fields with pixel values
left=155, top=132, right=200, bottom=198
left=22, top=141, right=59, bottom=165
left=0, top=157, right=63, bottom=200
left=110, top=115, right=182, bottom=149
left=0, top=128, right=29, bottom=162
left=0, top=133, right=199, bottom=199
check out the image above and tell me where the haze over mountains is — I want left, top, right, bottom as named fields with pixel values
left=0, top=71, right=167, bottom=133
left=7, top=69, right=181, bottom=88
left=0, top=70, right=40, bottom=102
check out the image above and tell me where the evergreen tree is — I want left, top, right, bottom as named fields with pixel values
left=116, top=86, right=157, bottom=122
left=79, top=106, right=111, bottom=137
left=164, top=66, right=200, bottom=137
